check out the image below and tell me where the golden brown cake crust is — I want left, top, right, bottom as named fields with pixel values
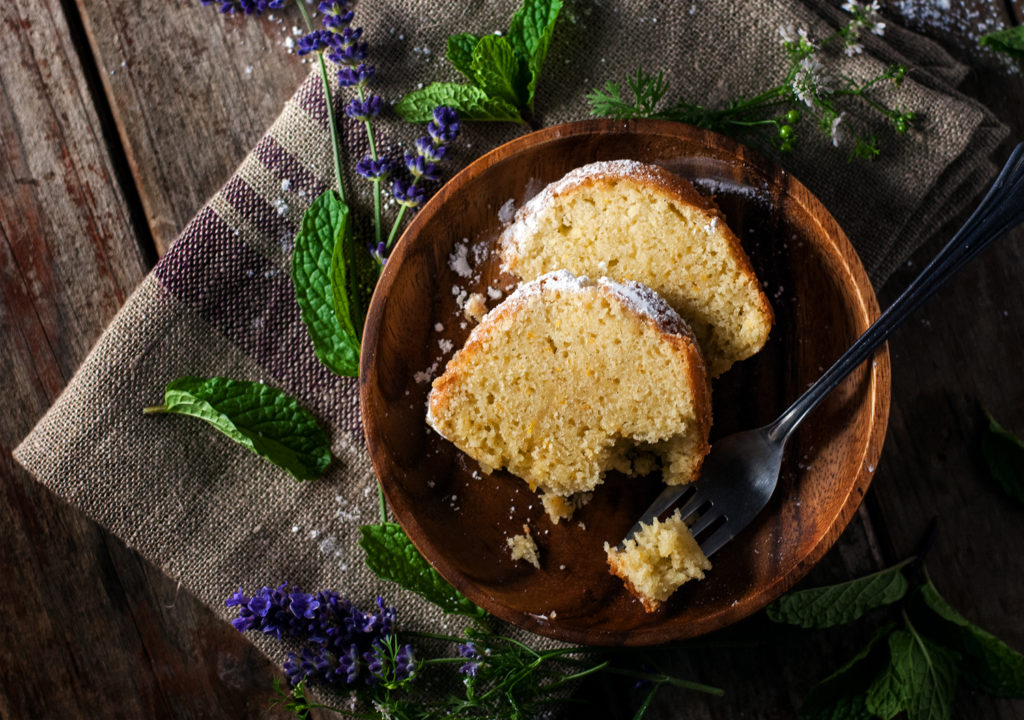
left=427, top=271, right=713, bottom=495
left=499, top=159, right=775, bottom=377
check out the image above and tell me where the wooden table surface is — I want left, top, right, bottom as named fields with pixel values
left=2, top=2, right=1022, bottom=718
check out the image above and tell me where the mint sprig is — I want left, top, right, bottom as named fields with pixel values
left=144, top=376, right=331, bottom=481
left=980, top=411, right=1024, bottom=506
left=866, top=624, right=959, bottom=720
left=359, top=522, right=487, bottom=619
left=979, top=26, right=1024, bottom=59
left=395, top=0, right=562, bottom=125
left=775, top=544, right=1024, bottom=719
left=767, top=559, right=911, bottom=628
left=915, top=575, right=1024, bottom=697
left=292, top=190, right=369, bottom=378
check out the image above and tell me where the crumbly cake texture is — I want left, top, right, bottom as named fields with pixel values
left=499, top=159, right=774, bottom=377
left=507, top=526, right=541, bottom=568
left=427, top=270, right=712, bottom=517
left=605, top=508, right=711, bottom=612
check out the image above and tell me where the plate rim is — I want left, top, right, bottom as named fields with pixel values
left=359, top=118, right=891, bottom=646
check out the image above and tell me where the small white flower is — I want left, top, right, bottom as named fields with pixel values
left=872, top=21, right=886, bottom=35
left=830, top=112, right=847, bottom=147
left=778, top=24, right=797, bottom=43
left=844, top=42, right=864, bottom=56
left=841, top=0, right=858, bottom=12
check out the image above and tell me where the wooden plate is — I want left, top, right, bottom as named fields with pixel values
left=359, top=119, right=890, bottom=646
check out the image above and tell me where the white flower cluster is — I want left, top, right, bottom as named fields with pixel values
left=840, top=1, right=886, bottom=56
left=792, top=55, right=833, bottom=107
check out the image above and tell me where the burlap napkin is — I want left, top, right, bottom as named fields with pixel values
left=14, top=0, right=1007, bottom=700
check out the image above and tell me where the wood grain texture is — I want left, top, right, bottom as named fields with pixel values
left=73, top=0, right=308, bottom=255
left=0, top=0, right=1022, bottom=716
left=360, top=119, right=891, bottom=646
left=0, top=0, right=291, bottom=717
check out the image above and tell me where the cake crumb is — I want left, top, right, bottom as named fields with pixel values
left=606, top=508, right=710, bottom=612
left=464, top=292, right=487, bottom=322
left=507, top=524, right=540, bottom=569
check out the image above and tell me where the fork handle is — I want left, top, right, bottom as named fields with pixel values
left=769, top=142, right=1024, bottom=444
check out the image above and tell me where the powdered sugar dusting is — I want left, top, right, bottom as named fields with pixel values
left=499, top=160, right=670, bottom=268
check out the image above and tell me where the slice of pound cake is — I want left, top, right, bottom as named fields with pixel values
left=605, top=508, right=711, bottom=612
left=426, top=270, right=712, bottom=516
left=499, top=160, right=773, bottom=377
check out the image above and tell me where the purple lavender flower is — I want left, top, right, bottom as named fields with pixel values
left=415, top=135, right=448, bottom=163
left=458, top=642, right=481, bottom=677
left=200, top=0, right=285, bottom=15
left=328, top=39, right=369, bottom=66
left=428, top=106, right=460, bottom=144
left=288, top=591, right=321, bottom=619
left=227, top=587, right=411, bottom=691
left=393, top=179, right=427, bottom=209
left=296, top=30, right=338, bottom=56
left=356, top=157, right=394, bottom=181
left=225, top=587, right=248, bottom=608
left=405, top=153, right=440, bottom=182
left=337, top=63, right=375, bottom=88
left=364, top=641, right=385, bottom=683
left=395, top=644, right=416, bottom=680
left=337, top=643, right=361, bottom=685
left=345, top=95, right=383, bottom=121
left=370, top=241, right=388, bottom=266
left=319, top=0, right=354, bottom=28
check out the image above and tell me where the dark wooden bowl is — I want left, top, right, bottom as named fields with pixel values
left=359, top=119, right=890, bottom=646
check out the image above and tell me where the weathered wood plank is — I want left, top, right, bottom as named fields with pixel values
left=73, top=0, right=309, bottom=255
left=0, top=0, right=289, bottom=717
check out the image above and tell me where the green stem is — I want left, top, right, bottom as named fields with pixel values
left=142, top=405, right=166, bottom=414
left=387, top=203, right=409, bottom=249
left=378, top=479, right=388, bottom=523
left=297, top=2, right=346, bottom=202
left=604, top=668, right=725, bottom=696
left=357, top=86, right=383, bottom=248
left=386, top=174, right=426, bottom=250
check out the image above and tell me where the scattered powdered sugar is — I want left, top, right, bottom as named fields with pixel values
left=498, top=198, right=517, bottom=224
left=448, top=241, right=473, bottom=278
left=486, top=285, right=504, bottom=300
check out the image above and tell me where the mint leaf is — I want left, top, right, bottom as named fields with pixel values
left=146, top=377, right=330, bottom=481
left=395, top=82, right=523, bottom=123
left=359, top=523, right=486, bottom=618
left=330, top=216, right=378, bottom=345
left=767, top=560, right=910, bottom=628
left=916, top=577, right=1024, bottom=697
left=446, top=32, right=480, bottom=81
left=292, top=190, right=360, bottom=377
left=507, top=0, right=563, bottom=107
left=981, top=411, right=1024, bottom=506
left=799, top=624, right=893, bottom=719
left=980, top=26, right=1024, bottom=58
left=867, top=627, right=959, bottom=720
left=470, top=35, right=525, bottom=107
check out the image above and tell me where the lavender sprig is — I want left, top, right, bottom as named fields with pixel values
left=200, top=0, right=285, bottom=15
left=228, top=586, right=414, bottom=692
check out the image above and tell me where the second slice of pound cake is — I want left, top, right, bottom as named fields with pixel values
left=499, top=159, right=773, bottom=377
left=426, top=270, right=712, bottom=520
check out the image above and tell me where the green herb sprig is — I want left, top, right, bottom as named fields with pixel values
left=344, top=521, right=722, bottom=719
left=144, top=377, right=331, bottom=481
left=979, top=26, right=1024, bottom=59
left=769, top=525, right=1024, bottom=719
left=588, top=2, right=917, bottom=159
left=395, top=0, right=563, bottom=127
